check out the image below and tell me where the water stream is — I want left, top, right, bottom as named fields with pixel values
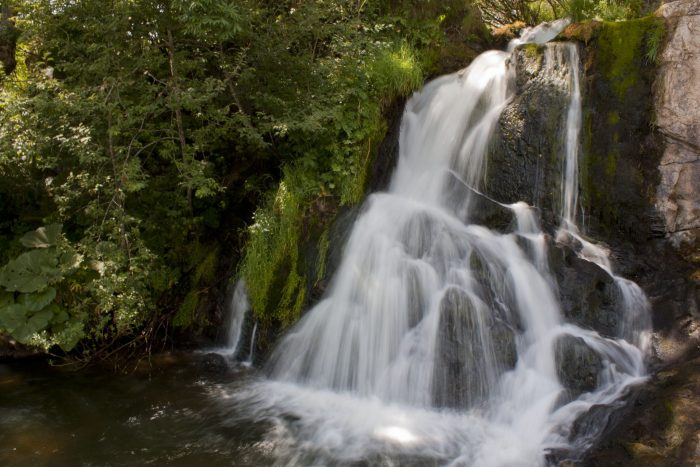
left=222, top=22, right=650, bottom=466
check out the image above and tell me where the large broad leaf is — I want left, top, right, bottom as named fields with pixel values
left=27, top=308, right=52, bottom=332
left=9, top=309, right=53, bottom=345
left=18, top=287, right=57, bottom=312
left=0, top=249, right=58, bottom=292
left=0, top=291, right=14, bottom=308
left=53, top=319, right=84, bottom=352
left=0, top=303, right=28, bottom=333
left=20, top=224, right=63, bottom=249
left=48, top=303, right=69, bottom=325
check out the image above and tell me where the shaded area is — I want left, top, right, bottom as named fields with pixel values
left=0, top=355, right=271, bottom=467
left=585, top=348, right=700, bottom=466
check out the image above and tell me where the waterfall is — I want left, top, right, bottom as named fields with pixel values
left=212, top=279, right=250, bottom=359
left=230, top=21, right=650, bottom=466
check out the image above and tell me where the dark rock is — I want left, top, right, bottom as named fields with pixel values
left=555, top=334, right=604, bottom=397
left=550, top=243, right=621, bottom=337
left=368, top=97, right=406, bottom=193
left=197, top=352, right=230, bottom=375
left=0, top=333, right=41, bottom=360
left=484, top=43, right=574, bottom=230
left=433, top=287, right=516, bottom=409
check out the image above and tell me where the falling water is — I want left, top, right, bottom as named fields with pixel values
left=227, top=22, right=650, bottom=466
left=243, top=321, right=258, bottom=367
left=211, top=279, right=250, bottom=359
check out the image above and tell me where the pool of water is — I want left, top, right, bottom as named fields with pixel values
left=0, top=354, right=274, bottom=467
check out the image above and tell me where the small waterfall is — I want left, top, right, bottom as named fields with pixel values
left=243, top=321, right=257, bottom=367
left=228, top=21, right=651, bottom=466
left=214, top=279, right=250, bottom=359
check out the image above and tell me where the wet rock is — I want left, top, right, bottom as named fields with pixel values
left=585, top=352, right=700, bottom=466
left=555, top=334, right=603, bottom=397
left=654, top=0, right=700, bottom=255
left=197, top=352, right=230, bottom=375
left=441, top=172, right=514, bottom=230
left=433, top=287, right=516, bottom=409
left=0, top=333, right=41, bottom=360
left=550, top=244, right=620, bottom=337
left=484, top=43, right=574, bottom=229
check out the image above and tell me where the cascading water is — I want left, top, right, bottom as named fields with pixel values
left=210, top=279, right=250, bottom=359
left=226, top=22, right=651, bottom=466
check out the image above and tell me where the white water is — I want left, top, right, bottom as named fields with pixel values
left=226, top=22, right=650, bottom=466
left=210, top=279, right=250, bottom=359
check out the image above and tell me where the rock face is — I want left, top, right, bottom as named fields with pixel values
left=554, top=334, right=604, bottom=398
left=550, top=244, right=621, bottom=337
left=433, top=287, right=516, bottom=409
left=485, top=43, right=574, bottom=228
left=655, top=0, right=700, bottom=255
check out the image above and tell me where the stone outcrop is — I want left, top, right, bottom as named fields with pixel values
left=433, top=287, right=516, bottom=409
left=554, top=334, right=604, bottom=398
left=485, top=43, right=573, bottom=229
left=550, top=244, right=621, bottom=337
left=654, top=0, right=700, bottom=255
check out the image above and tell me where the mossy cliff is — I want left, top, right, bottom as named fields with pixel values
left=560, top=17, right=666, bottom=242
left=560, top=8, right=700, bottom=465
left=559, top=13, right=698, bottom=348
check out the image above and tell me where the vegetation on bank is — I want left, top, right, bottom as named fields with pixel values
left=475, top=0, right=658, bottom=27
left=0, top=0, right=487, bottom=364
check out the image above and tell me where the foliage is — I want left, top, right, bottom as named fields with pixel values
left=0, top=225, right=87, bottom=351
left=0, top=0, right=475, bottom=362
left=475, top=0, right=652, bottom=27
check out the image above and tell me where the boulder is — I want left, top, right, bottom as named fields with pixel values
left=550, top=243, right=621, bottom=337
left=555, top=334, right=604, bottom=397
left=433, top=287, right=517, bottom=409
left=484, top=42, right=575, bottom=230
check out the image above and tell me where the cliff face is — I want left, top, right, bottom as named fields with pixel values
left=587, top=3, right=700, bottom=464
left=655, top=0, right=700, bottom=256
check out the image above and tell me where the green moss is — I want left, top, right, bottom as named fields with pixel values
left=607, top=111, right=620, bottom=125
left=605, top=152, right=618, bottom=177
left=595, top=16, right=665, bottom=100
left=522, top=43, right=541, bottom=59
left=315, top=228, right=330, bottom=285
left=192, top=245, right=219, bottom=284
left=173, top=290, right=198, bottom=328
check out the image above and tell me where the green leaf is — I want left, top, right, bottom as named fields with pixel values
left=0, top=249, right=57, bottom=292
left=0, top=291, right=14, bottom=308
left=50, top=305, right=70, bottom=325
left=18, top=287, right=57, bottom=312
left=27, top=309, right=53, bottom=332
left=0, top=303, right=28, bottom=333
left=53, top=319, right=84, bottom=352
left=20, top=224, right=63, bottom=249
